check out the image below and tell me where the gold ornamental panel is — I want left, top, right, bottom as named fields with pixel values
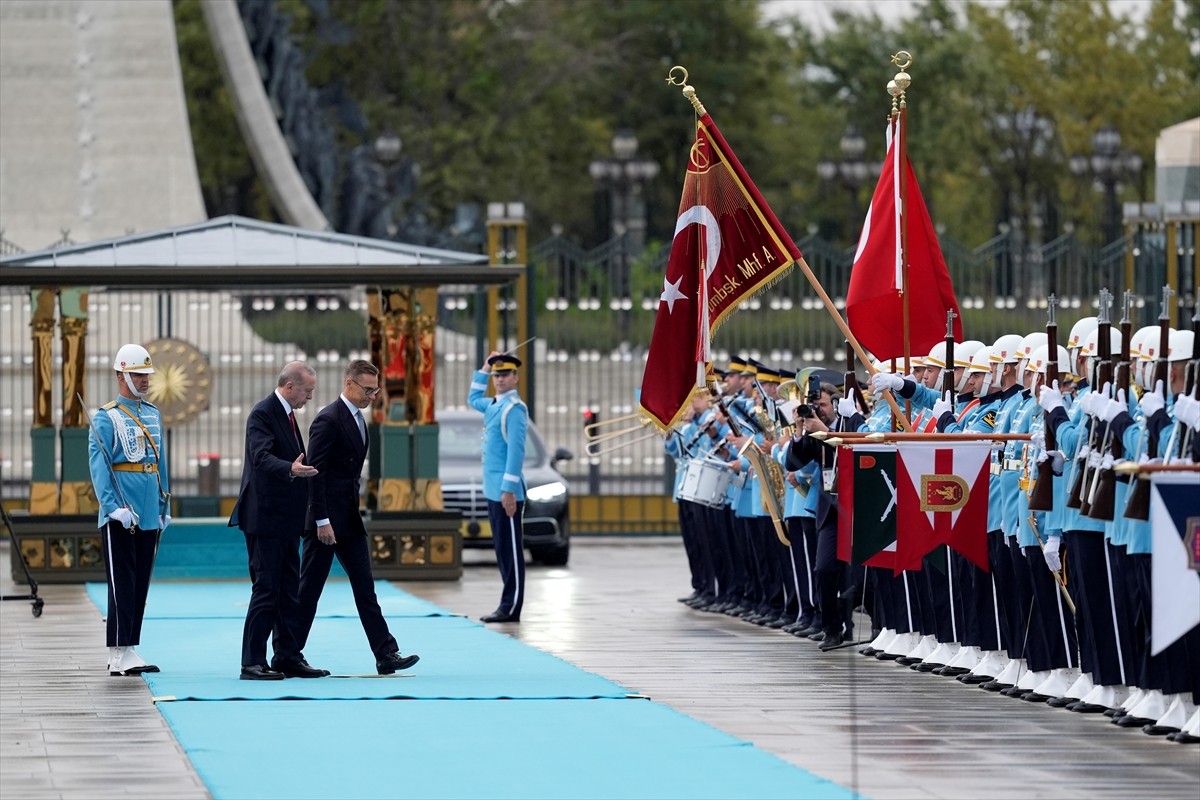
left=145, top=338, right=212, bottom=426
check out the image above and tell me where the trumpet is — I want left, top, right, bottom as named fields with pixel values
left=583, top=412, right=663, bottom=455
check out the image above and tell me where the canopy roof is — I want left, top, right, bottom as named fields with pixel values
left=0, top=215, right=518, bottom=288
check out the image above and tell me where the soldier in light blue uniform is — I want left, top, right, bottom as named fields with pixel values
left=87, top=343, right=170, bottom=676
left=467, top=352, right=528, bottom=624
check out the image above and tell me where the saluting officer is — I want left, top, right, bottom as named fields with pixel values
left=467, top=352, right=529, bottom=624
left=87, top=343, right=170, bottom=676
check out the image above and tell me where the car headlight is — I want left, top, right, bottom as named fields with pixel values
left=526, top=481, right=567, bottom=503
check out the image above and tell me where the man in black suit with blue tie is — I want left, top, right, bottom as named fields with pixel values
left=230, top=361, right=329, bottom=680
left=294, top=360, right=420, bottom=675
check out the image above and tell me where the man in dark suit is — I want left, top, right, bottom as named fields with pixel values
left=295, top=360, right=420, bottom=675
left=230, top=361, right=329, bottom=680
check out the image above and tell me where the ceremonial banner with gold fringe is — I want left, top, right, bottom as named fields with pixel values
left=640, top=113, right=800, bottom=430
left=893, top=441, right=990, bottom=574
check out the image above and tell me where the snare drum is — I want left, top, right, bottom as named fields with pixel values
left=680, top=458, right=733, bottom=508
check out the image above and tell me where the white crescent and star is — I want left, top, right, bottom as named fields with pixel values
left=660, top=275, right=687, bottom=313
left=659, top=204, right=722, bottom=314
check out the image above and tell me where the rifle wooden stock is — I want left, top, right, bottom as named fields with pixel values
left=1028, top=301, right=1059, bottom=512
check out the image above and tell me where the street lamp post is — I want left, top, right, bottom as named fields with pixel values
left=817, top=125, right=878, bottom=245
left=589, top=129, right=660, bottom=340
left=1069, top=125, right=1144, bottom=245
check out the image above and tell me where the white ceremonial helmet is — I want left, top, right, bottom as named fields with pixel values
left=113, top=343, right=155, bottom=374
left=1016, top=331, right=1047, bottom=385
left=1167, top=329, right=1195, bottom=362
left=925, top=341, right=950, bottom=369
left=953, top=340, right=986, bottom=392
left=1128, top=325, right=1160, bottom=388
left=991, top=334, right=1024, bottom=365
left=1028, top=344, right=1070, bottom=377
left=1066, top=316, right=1098, bottom=350
left=1079, top=327, right=1123, bottom=358
left=967, top=345, right=994, bottom=374
left=1018, top=331, right=1048, bottom=360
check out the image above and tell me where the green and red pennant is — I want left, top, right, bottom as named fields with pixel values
left=837, top=445, right=897, bottom=569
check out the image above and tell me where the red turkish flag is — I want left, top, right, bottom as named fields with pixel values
left=893, top=442, right=991, bottom=574
left=639, top=114, right=800, bottom=430
left=846, top=121, right=961, bottom=361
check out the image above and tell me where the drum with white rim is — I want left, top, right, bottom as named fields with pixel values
left=679, top=458, right=733, bottom=508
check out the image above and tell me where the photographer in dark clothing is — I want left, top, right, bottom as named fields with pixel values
left=785, top=380, right=865, bottom=650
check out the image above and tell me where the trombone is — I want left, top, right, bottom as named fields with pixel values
left=583, top=412, right=663, bottom=454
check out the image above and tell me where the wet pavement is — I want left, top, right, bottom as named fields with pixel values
left=2, top=537, right=1197, bottom=799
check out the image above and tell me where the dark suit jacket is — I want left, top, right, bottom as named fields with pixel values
left=304, top=398, right=368, bottom=537
left=229, top=392, right=309, bottom=538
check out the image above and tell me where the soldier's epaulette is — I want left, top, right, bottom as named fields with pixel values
left=142, top=400, right=158, bottom=409
left=101, top=401, right=118, bottom=410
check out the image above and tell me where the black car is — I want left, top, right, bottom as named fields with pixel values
left=437, top=410, right=574, bottom=566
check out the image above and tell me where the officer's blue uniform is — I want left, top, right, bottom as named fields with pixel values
left=88, top=395, right=169, bottom=648
left=467, top=367, right=528, bottom=619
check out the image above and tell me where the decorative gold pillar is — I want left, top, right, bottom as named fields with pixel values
left=58, top=288, right=94, bottom=514
left=366, top=287, right=441, bottom=512
left=29, top=289, right=58, bottom=514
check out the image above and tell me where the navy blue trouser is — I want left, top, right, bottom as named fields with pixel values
left=487, top=499, right=525, bottom=618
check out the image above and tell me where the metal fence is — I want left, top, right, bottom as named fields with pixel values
left=1, top=228, right=1195, bottom=510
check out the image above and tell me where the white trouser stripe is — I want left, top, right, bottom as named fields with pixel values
left=104, top=524, right=121, bottom=645
left=507, top=515, right=522, bottom=613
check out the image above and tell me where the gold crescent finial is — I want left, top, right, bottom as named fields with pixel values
left=666, top=65, right=689, bottom=87
left=666, top=65, right=706, bottom=116
left=890, top=51, right=913, bottom=70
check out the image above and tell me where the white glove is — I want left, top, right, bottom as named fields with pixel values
left=1038, top=381, right=1063, bottom=413
left=931, top=391, right=953, bottom=420
left=1174, top=393, right=1200, bottom=431
left=1079, top=390, right=1102, bottom=417
left=870, top=372, right=904, bottom=398
left=109, top=507, right=135, bottom=529
left=159, top=514, right=172, bottom=532
left=1030, top=431, right=1046, bottom=452
left=1043, top=535, right=1062, bottom=572
left=837, top=397, right=857, bottom=418
left=1100, top=389, right=1127, bottom=423
left=1139, top=381, right=1166, bottom=419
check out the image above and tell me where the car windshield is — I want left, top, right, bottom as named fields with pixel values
left=438, top=417, right=544, bottom=466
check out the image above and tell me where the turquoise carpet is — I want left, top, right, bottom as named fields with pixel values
left=86, top=582, right=859, bottom=799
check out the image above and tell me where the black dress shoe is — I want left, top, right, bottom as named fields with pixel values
left=480, top=611, right=520, bottom=623
left=1170, top=730, right=1200, bottom=744
left=240, top=665, right=285, bottom=681
left=958, top=672, right=993, bottom=684
left=1142, top=722, right=1180, bottom=736
left=271, top=657, right=330, bottom=678
left=807, top=630, right=826, bottom=642
left=979, top=680, right=1011, bottom=692
left=1115, top=714, right=1155, bottom=727
left=1070, top=701, right=1109, bottom=713
left=1045, top=695, right=1077, bottom=708
left=376, top=652, right=421, bottom=674
left=819, top=632, right=846, bottom=651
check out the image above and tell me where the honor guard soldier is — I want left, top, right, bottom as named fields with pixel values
left=87, top=343, right=170, bottom=676
left=468, top=352, right=529, bottom=623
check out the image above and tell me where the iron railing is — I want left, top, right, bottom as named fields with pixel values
left=1, top=230, right=1194, bottom=520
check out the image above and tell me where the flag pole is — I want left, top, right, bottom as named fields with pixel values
left=670, top=67, right=711, bottom=392
left=891, top=53, right=914, bottom=429
left=892, top=53, right=913, bottom=389
left=792, top=255, right=912, bottom=430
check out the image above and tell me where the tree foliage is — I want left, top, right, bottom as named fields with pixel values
left=176, top=0, right=1200, bottom=251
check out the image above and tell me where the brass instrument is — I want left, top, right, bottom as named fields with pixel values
left=583, top=412, right=663, bottom=454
